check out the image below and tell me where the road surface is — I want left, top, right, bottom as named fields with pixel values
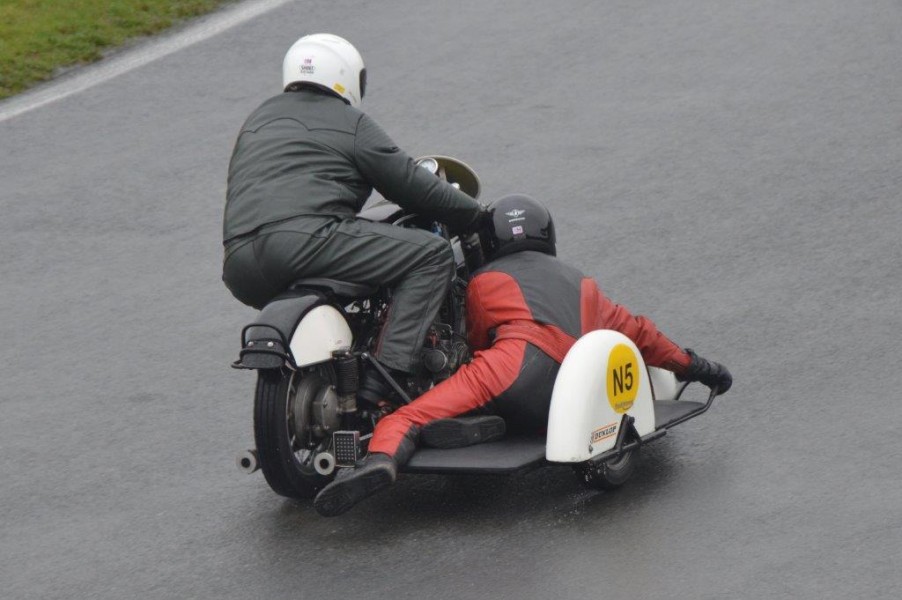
left=1, top=0, right=900, bottom=598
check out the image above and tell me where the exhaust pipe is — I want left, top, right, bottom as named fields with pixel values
left=313, top=451, right=336, bottom=476
left=236, top=449, right=260, bottom=474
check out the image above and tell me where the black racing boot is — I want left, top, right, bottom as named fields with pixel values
left=420, top=416, right=506, bottom=449
left=313, top=454, right=397, bottom=517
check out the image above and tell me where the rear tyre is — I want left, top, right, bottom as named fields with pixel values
left=254, top=369, right=333, bottom=499
left=573, top=449, right=638, bottom=491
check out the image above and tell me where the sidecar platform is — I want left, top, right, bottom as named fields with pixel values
left=399, top=399, right=710, bottom=475
left=654, top=399, right=708, bottom=429
left=402, top=436, right=547, bottom=475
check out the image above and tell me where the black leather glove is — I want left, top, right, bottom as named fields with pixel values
left=461, top=203, right=492, bottom=234
left=678, top=349, right=733, bottom=394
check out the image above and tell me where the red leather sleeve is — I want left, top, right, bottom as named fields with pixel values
left=580, top=278, right=690, bottom=373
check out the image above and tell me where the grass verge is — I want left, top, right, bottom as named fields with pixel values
left=0, top=0, right=234, bottom=100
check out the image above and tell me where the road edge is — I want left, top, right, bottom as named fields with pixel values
left=0, top=0, right=293, bottom=123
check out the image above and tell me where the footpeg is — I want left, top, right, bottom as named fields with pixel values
left=333, top=431, right=361, bottom=467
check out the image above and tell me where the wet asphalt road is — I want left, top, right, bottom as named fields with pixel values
left=1, top=0, right=901, bottom=598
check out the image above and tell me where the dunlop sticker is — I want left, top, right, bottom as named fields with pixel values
left=606, top=343, right=639, bottom=413
left=590, top=421, right=618, bottom=444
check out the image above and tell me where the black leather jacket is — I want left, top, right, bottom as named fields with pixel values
left=223, top=90, right=481, bottom=244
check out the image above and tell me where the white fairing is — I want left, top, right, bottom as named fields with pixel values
left=289, top=305, right=353, bottom=367
left=546, top=330, right=656, bottom=463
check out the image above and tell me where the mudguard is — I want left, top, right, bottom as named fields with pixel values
left=545, top=330, right=656, bottom=463
left=234, top=292, right=352, bottom=369
left=289, top=305, right=352, bottom=366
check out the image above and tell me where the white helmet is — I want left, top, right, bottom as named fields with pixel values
left=282, top=33, right=366, bottom=108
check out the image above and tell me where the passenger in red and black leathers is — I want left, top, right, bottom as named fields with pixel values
left=367, top=249, right=694, bottom=463
left=313, top=195, right=732, bottom=517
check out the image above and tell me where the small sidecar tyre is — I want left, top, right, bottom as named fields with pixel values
left=573, top=450, right=637, bottom=491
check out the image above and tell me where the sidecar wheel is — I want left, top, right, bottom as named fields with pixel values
left=573, top=450, right=637, bottom=491
left=254, top=369, right=333, bottom=500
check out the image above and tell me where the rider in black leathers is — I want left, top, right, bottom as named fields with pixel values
left=222, top=34, right=482, bottom=380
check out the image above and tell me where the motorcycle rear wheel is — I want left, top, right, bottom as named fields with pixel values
left=573, top=450, right=637, bottom=491
left=254, top=368, right=334, bottom=500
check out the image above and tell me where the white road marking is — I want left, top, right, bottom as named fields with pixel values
left=0, top=0, right=293, bottom=123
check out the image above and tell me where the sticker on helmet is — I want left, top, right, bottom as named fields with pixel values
left=512, top=225, right=524, bottom=235
left=301, top=57, right=315, bottom=74
left=505, top=209, right=526, bottom=223
left=333, top=82, right=346, bottom=94
left=606, top=344, right=639, bottom=413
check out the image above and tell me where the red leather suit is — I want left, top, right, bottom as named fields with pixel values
left=368, top=251, right=691, bottom=464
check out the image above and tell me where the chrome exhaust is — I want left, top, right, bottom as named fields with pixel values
left=236, top=449, right=260, bottom=474
left=313, top=451, right=336, bottom=476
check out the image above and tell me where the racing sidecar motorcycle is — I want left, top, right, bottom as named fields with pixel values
left=238, top=323, right=717, bottom=492
left=232, top=154, right=719, bottom=496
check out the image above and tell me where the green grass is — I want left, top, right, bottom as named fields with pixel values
left=0, top=0, right=234, bottom=100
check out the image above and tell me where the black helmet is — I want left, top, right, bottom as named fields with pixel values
left=479, top=194, right=556, bottom=261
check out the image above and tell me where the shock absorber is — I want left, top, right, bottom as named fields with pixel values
left=332, top=350, right=363, bottom=465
